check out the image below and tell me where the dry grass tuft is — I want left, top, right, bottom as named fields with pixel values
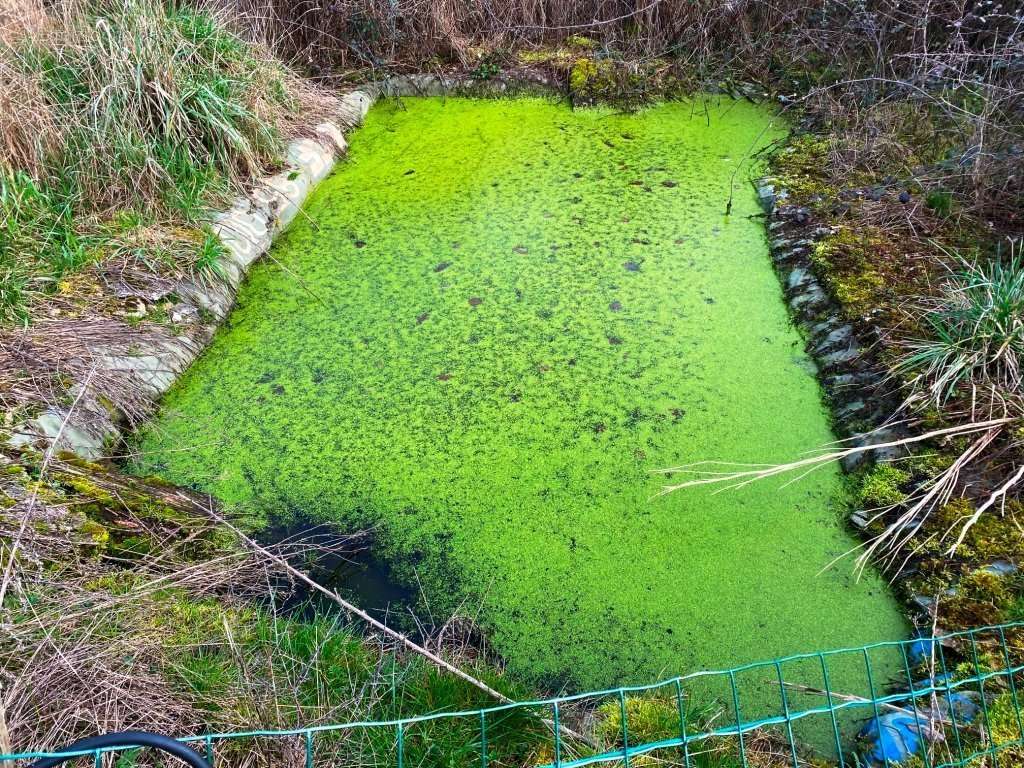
left=0, top=0, right=303, bottom=212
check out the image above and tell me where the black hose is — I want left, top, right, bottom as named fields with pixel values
left=29, top=731, right=211, bottom=768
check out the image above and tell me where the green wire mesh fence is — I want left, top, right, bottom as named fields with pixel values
left=5, top=621, right=1024, bottom=768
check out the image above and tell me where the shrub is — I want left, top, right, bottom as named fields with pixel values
left=1, top=0, right=296, bottom=213
left=896, top=244, right=1024, bottom=405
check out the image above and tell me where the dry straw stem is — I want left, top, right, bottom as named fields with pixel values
left=654, top=415, right=1022, bottom=574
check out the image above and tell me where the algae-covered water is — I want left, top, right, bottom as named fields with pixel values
left=134, top=97, right=906, bottom=707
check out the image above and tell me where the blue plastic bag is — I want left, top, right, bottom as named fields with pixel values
left=859, top=713, right=924, bottom=765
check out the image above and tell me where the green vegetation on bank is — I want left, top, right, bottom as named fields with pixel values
left=768, top=85, right=1024, bottom=685
left=0, top=0, right=303, bottom=323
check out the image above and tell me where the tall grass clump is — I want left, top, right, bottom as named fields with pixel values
left=897, top=244, right=1024, bottom=406
left=0, top=0, right=306, bottom=323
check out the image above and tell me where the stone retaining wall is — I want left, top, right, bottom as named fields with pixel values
left=756, top=178, right=908, bottom=525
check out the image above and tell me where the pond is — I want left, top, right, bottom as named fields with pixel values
left=133, top=97, right=906, bottom=718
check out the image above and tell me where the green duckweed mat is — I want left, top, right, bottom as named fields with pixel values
left=133, top=97, right=907, bottom=705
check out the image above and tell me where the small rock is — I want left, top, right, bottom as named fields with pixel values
left=120, top=298, right=147, bottom=319
left=814, top=325, right=856, bottom=354
left=980, top=560, right=1018, bottom=577
left=826, top=372, right=873, bottom=390
left=786, top=267, right=811, bottom=291
left=790, top=285, right=828, bottom=314
left=910, top=594, right=936, bottom=611
left=810, top=318, right=838, bottom=337
left=623, top=261, right=641, bottom=272
left=170, top=302, right=199, bottom=324
left=840, top=437, right=872, bottom=473
left=819, top=344, right=859, bottom=368
left=836, top=399, right=867, bottom=421
left=468, top=297, right=483, bottom=307
left=772, top=248, right=803, bottom=266
left=899, top=190, right=911, bottom=204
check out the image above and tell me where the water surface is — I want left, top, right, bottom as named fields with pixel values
left=134, top=98, right=905, bottom=709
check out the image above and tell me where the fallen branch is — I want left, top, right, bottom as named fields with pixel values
left=654, top=416, right=1021, bottom=574
left=947, top=462, right=1024, bottom=555
left=653, top=418, right=1015, bottom=495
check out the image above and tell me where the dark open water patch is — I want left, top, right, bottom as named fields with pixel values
left=262, top=519, right=415, bottom=625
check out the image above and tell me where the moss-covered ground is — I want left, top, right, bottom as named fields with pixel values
left=132, top=97, right=907, bottom=713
